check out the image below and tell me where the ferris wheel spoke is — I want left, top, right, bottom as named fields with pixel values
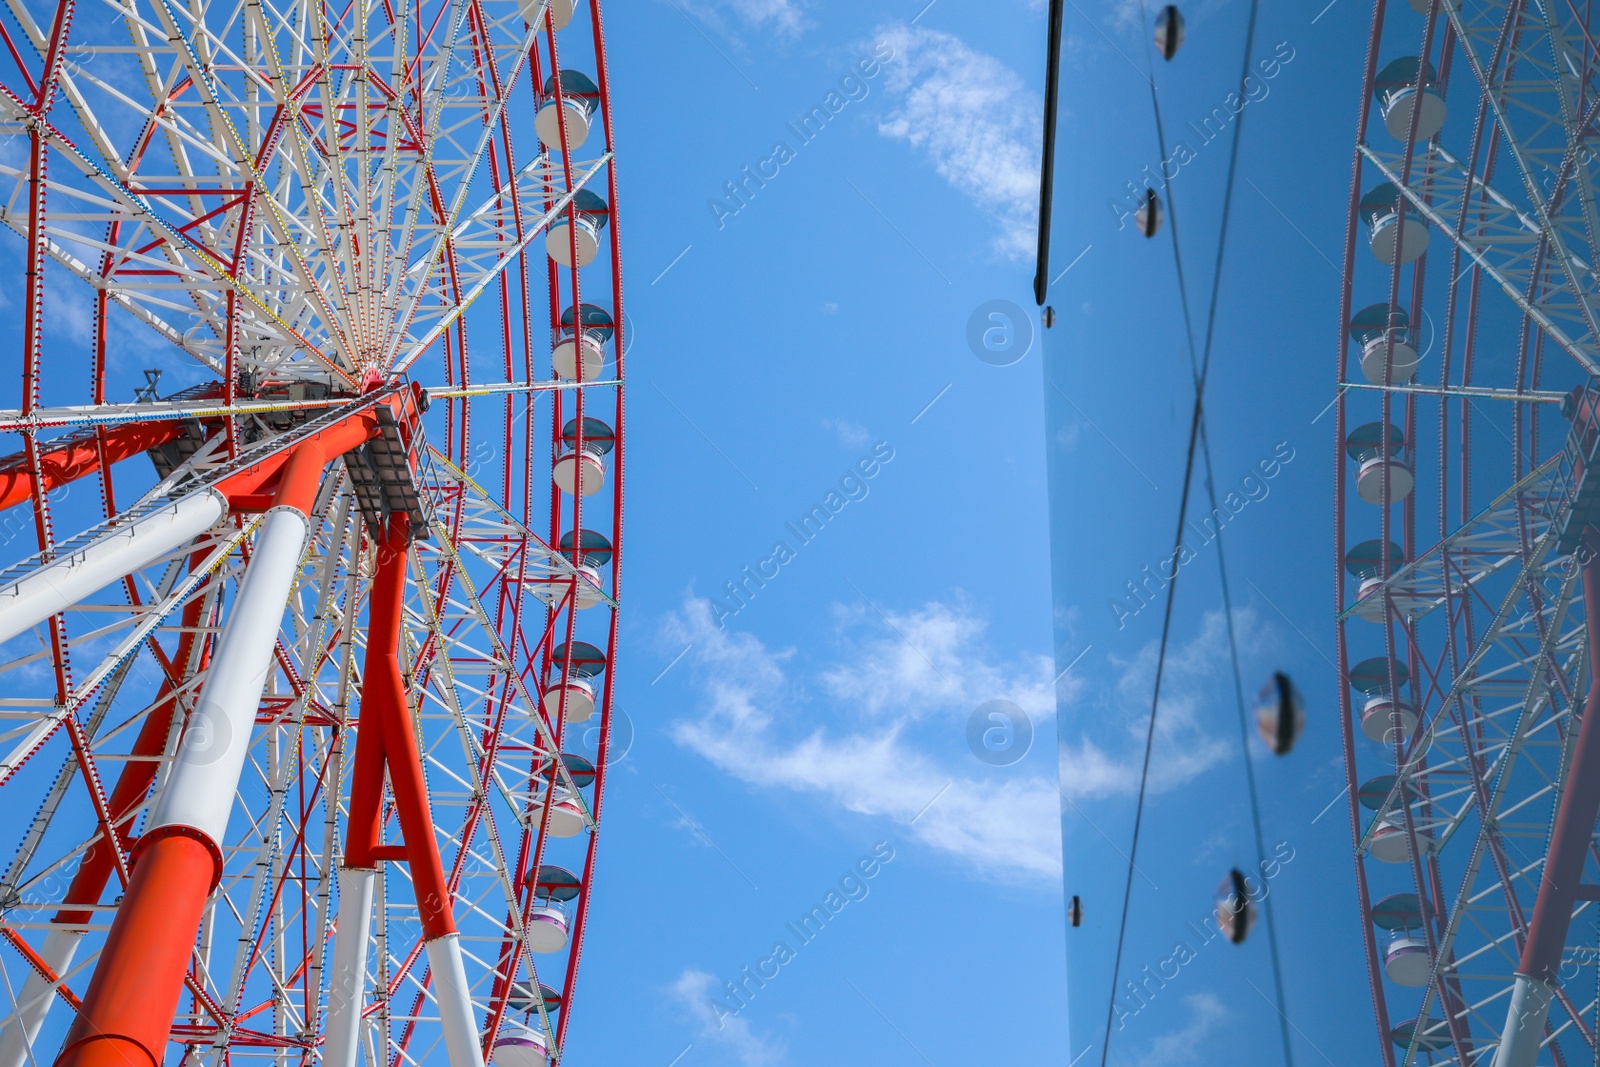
left=0, top=0, right=623, bottom=1056
left=1360, top=144, right=1600, bottom=378
left=391, top=151, right=611, bottom=374
left=1343, top=454, right=1566, bottom=627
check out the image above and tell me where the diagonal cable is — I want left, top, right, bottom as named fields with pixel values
left=1096, top=1, right=1293, bottom=1065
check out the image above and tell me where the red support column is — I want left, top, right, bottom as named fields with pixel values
left=349, top=509, right=455, bottom=939
left=55, top=413, right=380, bottom=1067
left=1516, top=525, right=1600, bottom=981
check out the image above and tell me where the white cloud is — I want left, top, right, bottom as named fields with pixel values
left=1131, top=993, right=1226, bottom=1067
left=667, top=596, right=1066, bottom=882
left=875, top=24, right=1040, bottom=259
left=823, top=418, right=870, bottom=448
left=671, top=968, right=786, bottom=1066
left=677, top=0, right=806, bottom=38
left=1057, top=608, right=1261, bottom=805
left=666, top=597, right=1262, bottom=882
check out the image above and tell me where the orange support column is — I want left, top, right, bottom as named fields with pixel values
left=54, top=411, right=380, bottom=1067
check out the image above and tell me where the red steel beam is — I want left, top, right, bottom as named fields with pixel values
left=345, top=508, right=456, bottom=939
left=1516, top=524, right=1600, bottom=982
left=54, top=409, right=381, bottom=1067
left=0, top=417, right=207, bottom=515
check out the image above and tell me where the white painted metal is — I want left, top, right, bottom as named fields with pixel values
left=0, top=488, right=226, bottom=645
left=0, top=926, right=81, bottom=1067
left=148, top=506, right=310, bottom=845
left=324, top=868, right=377, bottom=1067
left=1491, top=975, right=1554, bottom=1067
left=425, top=934, right=486, bottom=1067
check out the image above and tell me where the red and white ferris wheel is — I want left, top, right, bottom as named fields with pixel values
left=0, top=0, right=624, bottom=1063
left=1337, top=1, right=1600, bottom=1064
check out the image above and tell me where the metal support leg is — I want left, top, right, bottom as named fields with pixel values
left=53, top=426, right=370, bottom=1067
left=1493, top=527, right=1600, bottom=1067
left=337, top=511, right=483, bottom=1067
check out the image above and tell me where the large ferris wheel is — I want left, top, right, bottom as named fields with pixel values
left=0, top=0, right=624, bottom=1062
left=1337, top=0, right=1600, bottom=1064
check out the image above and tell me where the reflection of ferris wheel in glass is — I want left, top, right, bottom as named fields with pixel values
left=1337, top=2, right=1600, bottom=1065
left=0, top=0, right=624, bottom=1063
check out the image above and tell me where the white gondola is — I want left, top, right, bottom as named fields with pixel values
left=516, top=0, right=580, bottom=30
left=1385, top=934, right=1431, bottom=986
left=527, top=562, right=606, bottom=609
left=547, top=189, right=609, bottom=267
left=1360, top=182, right=1428, bottom=266
left=528, top=867, right=581, bottom=952
left=1369, top=812, right=1434, bottom=863
left=528, top=905, right=570, bottom=953
left=1349, top=302, right=1420, bottom=384
left=552, top=449, right=605, bottom=495
left=524, top=791, right=587, bottom=837
left=1347, top=421, right=1413, bottom=505
left=536, top=71, right=601, bottom=151
left=542, top=641, right=606, bottom=723
left=553, top=303, right=614, bottom=381
left=1348, top=657, right=1418, bottom=745
left=1375, top=57, right=1446, bottom=142
left=490, top=1021, right=549, bottom=1067
left=552, top=417, right=614, bottom=497
left=1345, top=539, right=1405, bottom=622
left=542, top=676, right=596, bottom=722
left=1372, top=893, right=1431, bottom=987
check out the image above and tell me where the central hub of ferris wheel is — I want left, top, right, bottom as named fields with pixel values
left=0, top=0, right=626, bottom=1064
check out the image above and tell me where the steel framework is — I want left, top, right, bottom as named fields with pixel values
left=1338, top=0, right=1600, bottom=1064
left=0, top=0, right=625, bottom=1063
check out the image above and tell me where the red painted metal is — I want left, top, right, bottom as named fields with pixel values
left=51, top=414, right=380, bottom=1067
left=1516, top=526, right=1600, bottom=983
left=55, top=586, right=213, bottom=926
left=1, top=0, right=623, bottom=1060
left=54, top=832, right=217, bottom=1067
left=0, top=416, right=209, bottom=513
left=345, top=510, right=456, bottom=939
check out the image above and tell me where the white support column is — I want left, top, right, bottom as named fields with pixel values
left=147, top=505, right=308, bottom=845
left=1491, top=973, right=1554, bottom=1067
left=324, top=867, right=376, bottom=1067
left=0, top=926, right=81, bottom=1067
left=0, top=488, right=226, bottom=646
left=425, top=934, right=485, bottom=1067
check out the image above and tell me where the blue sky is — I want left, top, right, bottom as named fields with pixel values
left=0, top=0, right=1393, bottom=1062
left=572, top=0, right=1385, bottom=1065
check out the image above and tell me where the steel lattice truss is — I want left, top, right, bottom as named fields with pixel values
left=1339, top=0, right=1600, bottom=1065
left=0, top=0, right=625, bottom=1062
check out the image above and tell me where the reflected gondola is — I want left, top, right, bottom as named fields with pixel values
left=1137, top=188, right=1163, bottom=237
left=1214, top=868, right=1256, bottom=944
left=1254, top=671, right=1305, bottom=755
left=1154, top=5, right=1185, bottom=60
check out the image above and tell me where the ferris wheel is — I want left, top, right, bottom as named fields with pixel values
left=0, top=0, right=623, bottom=1062
left=1336, top=0, right=1600, bottom=1064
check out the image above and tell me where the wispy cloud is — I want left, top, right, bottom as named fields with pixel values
left=667, top=596, right=1065, bottom=881
left=1057, top=608, right=1262, bottom=804
left=1131, top=993, right=1226, bottom=1067
left=874, top=24, right=1041, bottom=259
left=676, top=0, right=806, bottom=39
left=671, top=968, right=786, bottom=1065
